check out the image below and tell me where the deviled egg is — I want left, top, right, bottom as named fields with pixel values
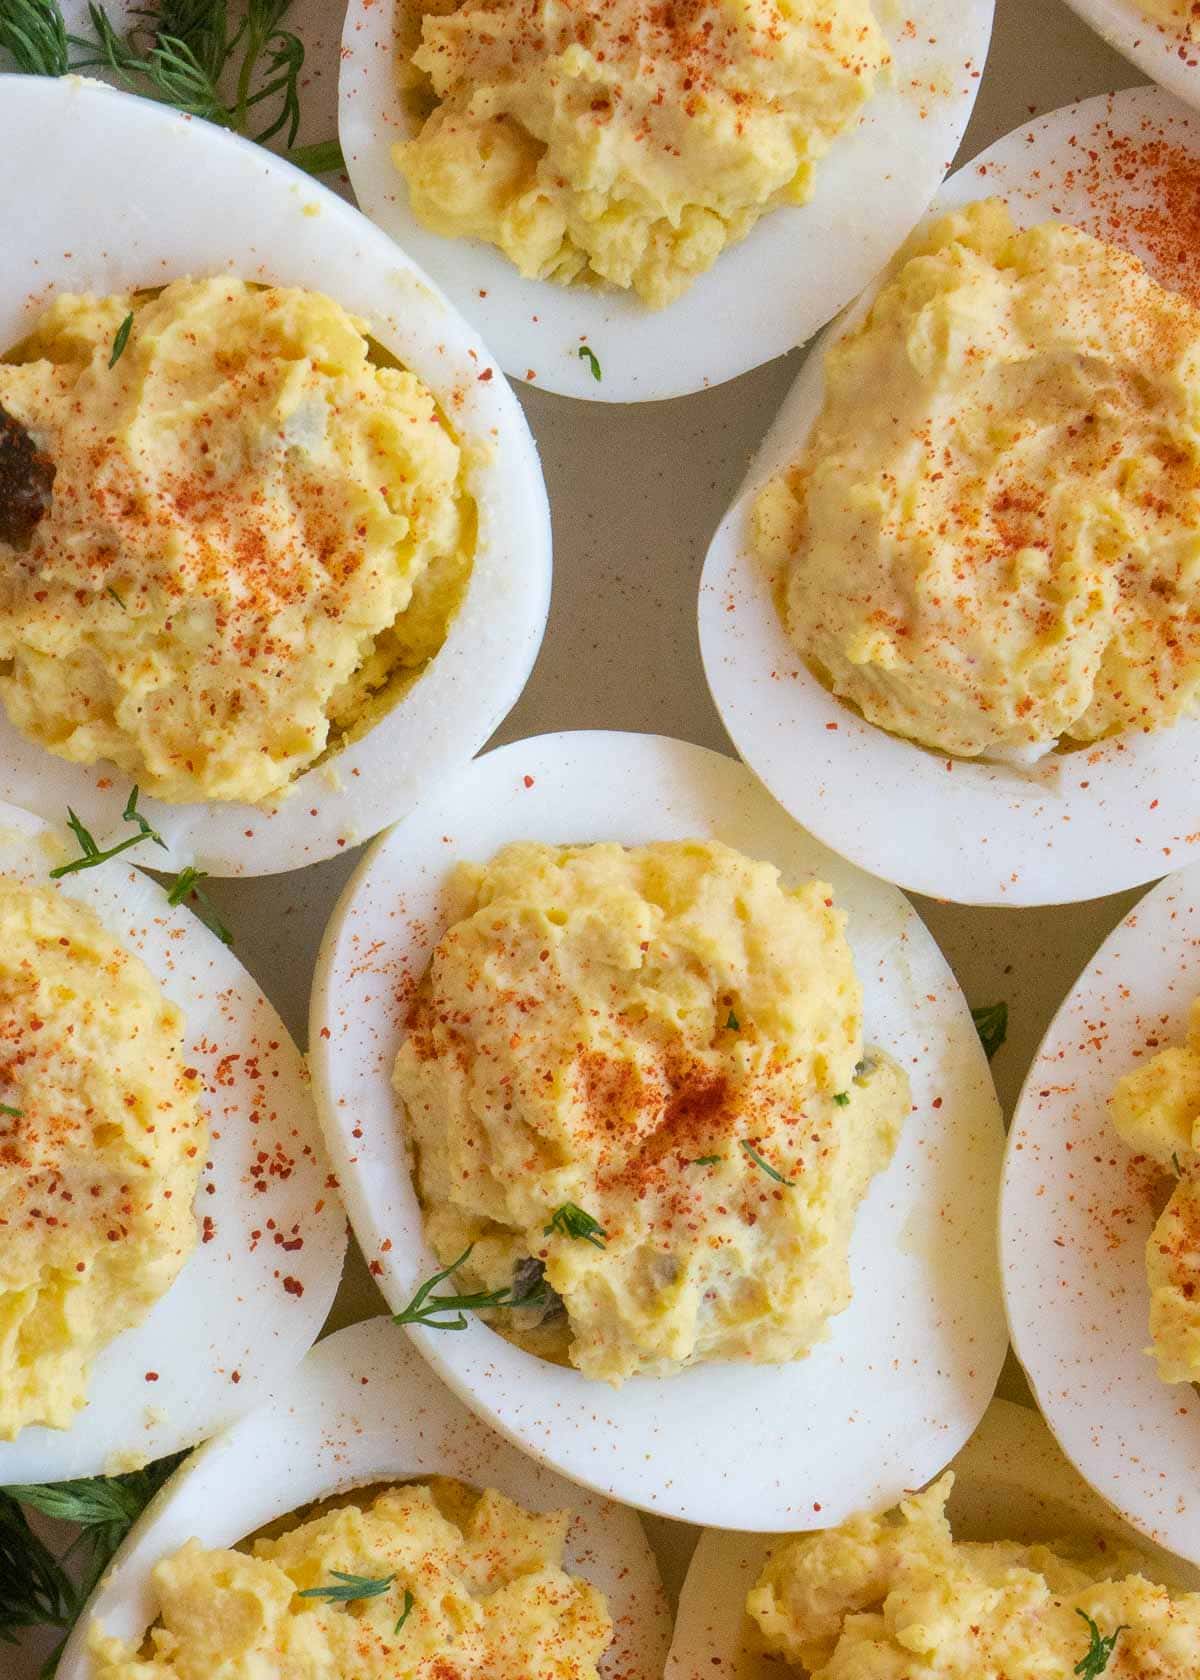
left=310, top=731, right=1006, bottom=1528
left=1002, top=857, right=1200, bottom=1566
left=0, top=800, right=346, bottom=1485
left=0, top=75, right=550, bottom=875
left=1062, top=0, right=1200, bottom=114
left=56, top=1316, right=670, bottom=1680
left=666, top=1398, right=1200, bottom=1678
left=338, top=0, right=995, bottom=401
left=701, top=85, right=1200, bottom=906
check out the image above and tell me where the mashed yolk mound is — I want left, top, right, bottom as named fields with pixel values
left=394, top=0, right=888, bottom=309
left=0, top=278, right=473, bottom=805
left=0, top=879, right=203, bottom=1439
left=1110, top=997, right=1200, bottom=1384
left=392, top=839, right=908, bottom=1387
left=1138, top=0, right=1200, bottom=37
left=748, top=1472, right=1200, bottom=1678
left=757, top=199, right=1200, bottom=761
left=89, top=1481, right=613, bottom=1680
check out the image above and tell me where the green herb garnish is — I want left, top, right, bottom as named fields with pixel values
left=741, top=1139, right=795, bottom=1187
left=543, top=1202, right=607, bottom=1248
left=726, top=1009, right=740, bottom=1031
left=833, top=1091, right=850, bottom=1106
left=0, top=1452, right=185, bottom=1675
left=393, top=1245, right=551, bottom=1331
left=299, top=1570, right=396, bottom=1604
left=394, top=1589, right=415, bottom=1635
left=0, top=0, right=343, bottom=177
left=1173, top=1152, right=1184, bottom=1176
left=50, top=786, right=167, bottom=878
left=577, top=344, right=601, bottom=381
left=167, top=865, right=233, bottom=945
left=108, top=310, right=133, bottom=368
left=971, top=1001, right=1008, bottom=1061
left=1073, top=1610, right=1128, bottom=1679
left=105, top=584, right=126, bottom=610
left=0, top=1103, right=21, bottom=1118
left=692, top=1154, right=721, bottom=1166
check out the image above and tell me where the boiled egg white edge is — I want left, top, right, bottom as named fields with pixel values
left=307, top=729, right=1007, bottom=1530
left=1063, top=0, right=1200, bottom=111
left=337, top=0, right=994, bottom=403
left=699, top=84, right=1200, bottom=908
left=665, top=1397, right=1200, bottom=1680
left=55, top=1315, right=671, bottom=1680
left=1001, top=860, right=1200, bottom=1566
left=0, top=76, right=550, bottom=878
left=0, top=800, right=347, bottom=1485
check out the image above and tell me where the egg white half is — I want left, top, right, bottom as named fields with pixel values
left=337, top=0, right=994, bottom=403
left=665, top=1397, right=1200, bottom=1680
left=1002, top=861, right=1200, bottom=1566
left=1063, top=0, right=1200, bottom=110
left=308, top=730, right=1006, bottom=1530
left=699, top=85, right=1200, bottom=907
left=0, top=801, right=347, bottom=1484
left=0, top=75, right=550, bottom=877
left=54, top=1314, right=671, bottom=1680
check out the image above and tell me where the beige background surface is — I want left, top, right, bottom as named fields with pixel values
left=4, top=0, right=1163, bottom=1667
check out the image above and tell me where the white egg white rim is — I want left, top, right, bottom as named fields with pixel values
left=56, top=1316, right=671, bottom=1680
left=337, top=0, right=994, bottom=403
left=699, top=84, right=1200, bottom=907
left=0, top=800, right=347, bottom=1485
left=665, top=1397, right=1200, bottom=1680
left=308, top=729, right=1007, bottom=1530
left=1001, top=861, right=1200, bottom=1566
left=0, top=76, right=550, bottom=878
left=1062, top=0, right=1200, bottom=112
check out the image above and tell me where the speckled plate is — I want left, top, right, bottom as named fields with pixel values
left=1063, top=1, right=1200, bottom=111
left=0, top=75, right=549, bottom=877
left=56, top=1316, right=670, bottom=1680
left=1002, top=861, right=1200, bottom=1566
left=666, top=1398, right=1200, bottom=1680
left=338, top=0, right=994, bottom=402
left=700, top=85, right=1200, bottom=906
left=308, top=730, right=1007, bottom=1530
left=0, top=801, right=346, bottom=1485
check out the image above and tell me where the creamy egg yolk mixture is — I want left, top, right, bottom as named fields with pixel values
left=0, top=878, right=202, bottom=1440
left=1110, top=996, right=1200, bottom=1384
left=392, top=839, right=908, bottom=1387
left=394, top=0, right=888, bottom=309
left=0, top=278, right=473, bottom=805
left=1138, top=0, right=1200, bottom=37
left=89, top=1481, right=613, bottom=1680
left=748, top=1472, right=1200, bottom=1678
left=756, top=198, right=1200, bottom=760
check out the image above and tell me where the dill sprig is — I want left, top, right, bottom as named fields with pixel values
left=1073, top=1610, right=1128, bottom=1679
left=971, top=1001, right=1008, bottom=1061
left=543, top=1202, right=607, bottom=1248
left=167, top=864, right=233, bottom=945
left=393, top=1245, right=552, bottom=1331
left=0, top=0, right=343, bottom=177
left=50, top=786, right=167, bottom=878
left=299, top=1569, right=396, bottom=1603
left=0, top=1453, right=185, bottom=1675
left=741, top=1139, right=795, bottom=1187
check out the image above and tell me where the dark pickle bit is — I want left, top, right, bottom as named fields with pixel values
left=510, top=1257, right=566, bottom=1326
left=0, top=403, right=54, bottom=550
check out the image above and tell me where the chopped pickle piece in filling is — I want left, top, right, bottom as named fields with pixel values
left=0, top=878, right=203, bottom=1439
left=394, top=0, right=888, bottom=309
left=89, top=1481, right=613, bottom=1679
left=392, top=839, right=909, bottom=1386
left=0, top=279, right=474, bottom=804
left=748, top=1472, right=1200, bottom=1678
left=758, top=199, right=1200, bottom=760
left=1110, top=996, right=1200, bottom=1384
